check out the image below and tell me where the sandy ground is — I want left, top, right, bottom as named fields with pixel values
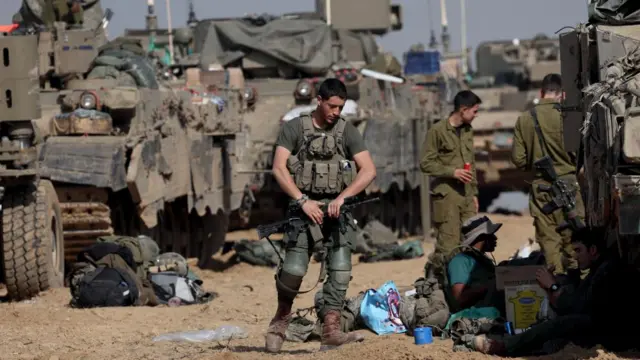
left=0, top=213, right=637, bottom=360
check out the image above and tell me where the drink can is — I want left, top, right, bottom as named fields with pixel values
left=504, top=321, right=514, bottom=335
left=464, top=163, right=471, bottom=171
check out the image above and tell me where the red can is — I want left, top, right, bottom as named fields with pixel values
left=464, top=163, right=471, bottom=171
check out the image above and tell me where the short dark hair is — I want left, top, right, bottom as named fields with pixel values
left=541, top=73, right=562, bottom=94
left=453, top=90, right=482, bottom=111
left=571, top=226, right=606, bottom=253
left=317, top=78, right=348, bottom=101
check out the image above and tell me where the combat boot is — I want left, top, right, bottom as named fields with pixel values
left=265, top=299, right=293, bottom=353
left=320, top=309, right=364, bottom=347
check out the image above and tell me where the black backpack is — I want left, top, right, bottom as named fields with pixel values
left=74, top=266, right=140, bottom=308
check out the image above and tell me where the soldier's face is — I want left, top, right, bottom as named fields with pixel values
left=317, top=96, right=345, bottom=124
left=460, top=104, right=480, bottom=123
left=478, top=233, right=497, bottom=252
left=572, top=242, right=597, bottom=270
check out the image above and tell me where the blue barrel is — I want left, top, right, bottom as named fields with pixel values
left=404, top=50, right=441, bottom=75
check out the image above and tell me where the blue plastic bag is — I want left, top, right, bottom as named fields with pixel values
left=359, top=280, right=407, bottom=335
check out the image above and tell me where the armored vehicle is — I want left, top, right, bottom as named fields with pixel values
left=467, top=35, right=561, bottom=205
left=0, top=9, right=252, bottom=300
left=558, top=0, right=640, bottom=262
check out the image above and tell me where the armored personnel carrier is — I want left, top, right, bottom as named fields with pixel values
left=467, top=35, right=561, bottom=205
left=558, top=0, right=640, bottom=262
left=0, top=9, right=252, bottom=300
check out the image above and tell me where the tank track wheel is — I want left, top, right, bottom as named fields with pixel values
left=2, top=180, right=65, bottom=300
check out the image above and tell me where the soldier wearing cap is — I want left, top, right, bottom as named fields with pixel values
left=445, top=215, right=505, bottom=314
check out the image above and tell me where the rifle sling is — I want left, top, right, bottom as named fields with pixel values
left=530, top=107, right=554, bottom=158
left=264, top=235, right=326, bottom=295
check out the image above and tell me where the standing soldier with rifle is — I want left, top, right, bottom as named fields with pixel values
left=511, top=73, right=585, bottom=276
left=420, top=90, right=482, bottom=283
left=265, top=78, right=377, bottom=352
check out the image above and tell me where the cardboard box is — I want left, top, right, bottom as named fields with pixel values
left=495, top=265, right=547, bottom=334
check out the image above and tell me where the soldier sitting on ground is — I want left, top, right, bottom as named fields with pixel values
left=470, top=227, right=640, bottom=356
left=444, top=215, right=505, bottom=316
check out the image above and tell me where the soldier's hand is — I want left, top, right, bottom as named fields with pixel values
left=454, top=169, right=473, bottom=183
left=302, top=200, right=324, bottom=225
left=327, top=196, right=345, bottom=218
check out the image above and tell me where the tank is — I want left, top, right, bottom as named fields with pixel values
left=466, top=35, right=561, bottom=205
left=188, top=1, right=435, bottom=237
left=558, top=2, right=640, bottom=263
left=0, top=8, right=252, bottom=300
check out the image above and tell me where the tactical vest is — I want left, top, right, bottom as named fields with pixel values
left=286, top=115, right=358, bottom=196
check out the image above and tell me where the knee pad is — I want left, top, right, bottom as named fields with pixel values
left=330, top=270, right=352, bottom=291
left=281, top=248, right=310, bottom=277
left=328, top=246, right=352, bottom=272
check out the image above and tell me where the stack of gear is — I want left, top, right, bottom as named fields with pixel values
left=86, top=37, right=160, bottom=89
left=67, top=235, right=215, bottom=308
left=408, top=277, right=450, bottom=335
left=232, top=238, right=285, bottom=267
left=352, top=220, right=424, bottom=263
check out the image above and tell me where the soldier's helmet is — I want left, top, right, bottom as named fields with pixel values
left=136, top=235, right=160, bottom=262
left=173, top=27, right=194, bottom=45
left=155, top=252, right=189, bottom=276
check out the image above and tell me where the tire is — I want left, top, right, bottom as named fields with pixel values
left=2, top=180, right=64, bottom=300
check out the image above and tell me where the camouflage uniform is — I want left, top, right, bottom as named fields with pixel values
left=420, top=119, right=478, bottom=279
left=265, top=113, right=366, bottom=352
left=511, top=99, right=585, bottom=274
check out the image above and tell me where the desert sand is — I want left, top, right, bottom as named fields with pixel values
left=0, top=214, right=636, bottom=360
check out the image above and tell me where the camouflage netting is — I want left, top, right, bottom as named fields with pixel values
left=588, top=0, right=640, bottom=25
left=87, top=38, right=160, bottom=89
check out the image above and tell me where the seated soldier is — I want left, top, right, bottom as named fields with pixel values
left=471, top=227, right=640, bottom=356
left=445, top=215, right=505, bottom=315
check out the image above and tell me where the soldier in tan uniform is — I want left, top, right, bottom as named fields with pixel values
left=420, top=90, right=482, bottom=281
left=265, top=78, right=377, bottom=352
left=511, top=73, right=585, bottom=275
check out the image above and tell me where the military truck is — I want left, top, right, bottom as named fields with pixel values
left=466, top=35, right=562, bottom=206
left=0, top=9, right=252, bottom=300
left=558, top=0, right=640, bottom=262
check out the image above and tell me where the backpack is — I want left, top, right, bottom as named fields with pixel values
left=74, top=266, right=140, bottom=308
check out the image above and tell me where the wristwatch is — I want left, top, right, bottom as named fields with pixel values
left=296, top=194, right=309, bottom=206
left=549, top=283, right=560, bottom=292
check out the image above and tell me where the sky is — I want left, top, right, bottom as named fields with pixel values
left=0, top=0, right=589, bottom=69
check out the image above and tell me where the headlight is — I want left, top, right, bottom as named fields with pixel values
left=294, top=80, right=314, bottom=100
left=243, top=87, right=256, bottom=105
left=80, top=92, right=98, bottom=110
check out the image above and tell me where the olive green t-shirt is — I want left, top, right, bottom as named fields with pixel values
left=276, top=116, right=367, bottom=159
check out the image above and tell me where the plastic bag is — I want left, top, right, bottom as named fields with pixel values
left=152, top=325, right=247, bottom=342
left=359, top=280, right=407, bottom=335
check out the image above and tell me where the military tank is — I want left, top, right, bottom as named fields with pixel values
left=558, top=0, right=640, bottom=263
left=207, top=0, right=432, bottom=237
left=0, top=6, right=252, bottom=300
left=466, top=35, right=562, bottom=207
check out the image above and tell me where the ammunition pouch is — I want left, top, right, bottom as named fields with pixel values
left=287, top=155, right=357, bottom=195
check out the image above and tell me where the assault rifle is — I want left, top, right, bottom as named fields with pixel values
left=256, top=196, right=380, bottom=241
left=534, top=155, right=585, bottom=233
left=530, top=106, right=585, bottom=234
left=256, top=195, right=380, bottom=294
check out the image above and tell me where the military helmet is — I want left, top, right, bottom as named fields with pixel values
left=155, top=252, right=188, bottom=276
left=173, top=27, right=193, bottom=44
left=136, top=235, right=160, bottom=262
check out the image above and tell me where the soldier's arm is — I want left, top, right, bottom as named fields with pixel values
left=511, top=115, right=529, bottom=170
left=339, top=124, right=376, bottom=199
left=272, top=122, right=304, bottom=201
left=470, top=131, right=479, bottom=196
left=420, top=127, right=456, bottom=178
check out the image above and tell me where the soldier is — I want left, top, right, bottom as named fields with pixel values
left=265, top=78, right=377, bottom=352
left=420, top=90, right=482, bottom=282
left=511, top=73, right=585, bottom=275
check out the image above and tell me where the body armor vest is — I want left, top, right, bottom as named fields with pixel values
left=286, top=115, right=358, bottom=196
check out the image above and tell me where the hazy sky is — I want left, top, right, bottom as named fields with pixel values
left=0, top=0, right=589, bottom=68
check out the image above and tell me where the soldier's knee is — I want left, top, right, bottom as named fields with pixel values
left=330, top=270, right=352, bottom=291
left=281, top=248, right=309, bottom=277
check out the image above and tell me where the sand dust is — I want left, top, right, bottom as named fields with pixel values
left=0, top=214, right=636, bottom=360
